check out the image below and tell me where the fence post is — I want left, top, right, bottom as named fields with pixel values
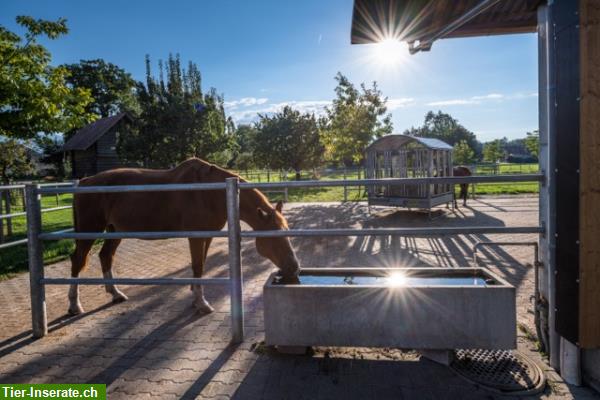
left=25, top=184, right=47, bottom=338
left=4, top=190, right=12, bottom=237
left=226, top=177, right=244, bottom=343
left=284, top=187, right=288, bottom=203
left=343, top=167, right=348, bottom=202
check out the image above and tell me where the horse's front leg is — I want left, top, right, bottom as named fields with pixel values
left=99, top=239, right=128, bottom=303
left=189, top=238, right=214, bottom=314
left=68, top=240, right=94, bottom=315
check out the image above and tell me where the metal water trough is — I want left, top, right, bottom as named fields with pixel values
left=264, top=268, right=516, bottom=350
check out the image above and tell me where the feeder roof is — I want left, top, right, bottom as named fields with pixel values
left=367, top=134, right=453, bottom=152
left=351, top=0, right=542, bottom=47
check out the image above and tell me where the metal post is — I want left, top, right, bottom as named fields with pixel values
left=25, top=184, right=47, bottom=338
left=226, top=177, right=243, bottom=343
left=538, top=3, right=560, bottom=370
left=343, top=167, right=347, bottom=202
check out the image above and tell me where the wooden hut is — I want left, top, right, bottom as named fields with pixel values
left=63, top=113, right=131, bottom=179
left=365, top=134, right=453, bottom=210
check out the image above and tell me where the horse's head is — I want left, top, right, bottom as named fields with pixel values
left=254, top=201, right=300, bottom=283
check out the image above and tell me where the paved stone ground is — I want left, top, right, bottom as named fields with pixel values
left=0, top=196, right=598, bottom=399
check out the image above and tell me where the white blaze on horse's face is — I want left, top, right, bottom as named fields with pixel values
left=255, top=202, right=300, bottom=282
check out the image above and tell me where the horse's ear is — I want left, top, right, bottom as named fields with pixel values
left=257, top=208, right=269, bottom=220
left=275, top=200, right=283, bottom=213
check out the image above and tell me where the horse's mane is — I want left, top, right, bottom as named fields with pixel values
left=181, top=158, right=274, bottom=211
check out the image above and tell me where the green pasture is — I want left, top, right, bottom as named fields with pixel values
left=0, top=193, right=74, bottom=280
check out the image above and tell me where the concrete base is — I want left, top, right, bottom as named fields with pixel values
left=276, top=345, right=310, bottom=355
left=421, top=350, right=454, bottom=366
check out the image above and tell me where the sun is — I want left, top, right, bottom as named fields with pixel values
left=372, top=38, right=407, bottom=66
left=386, top=272, right=407, bottom=287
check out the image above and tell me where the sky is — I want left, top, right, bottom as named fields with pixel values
left=1, top=0, right=539, bottom=142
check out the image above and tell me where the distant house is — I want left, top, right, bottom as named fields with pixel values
left=63, top=113, right=132, bottom=178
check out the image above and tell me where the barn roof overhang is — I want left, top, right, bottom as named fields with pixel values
left=351, top=0, right=543, bottom=53
left=367, top=134, right=453, bottom=152
left=63, top=113, right=132, bottom=152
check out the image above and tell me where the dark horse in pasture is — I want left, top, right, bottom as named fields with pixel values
left=68, top=158, right=300, bottom=315
left=453, top=166, right=472, bottom=207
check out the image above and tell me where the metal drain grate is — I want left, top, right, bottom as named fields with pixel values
left=451, top=349, right=546, bottom=394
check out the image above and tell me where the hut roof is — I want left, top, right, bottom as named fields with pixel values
left=367, top=134, right=453, bottom=152
left=351, top=0, right=542, bottom=46
left=63, top=113, right=131, bottom=151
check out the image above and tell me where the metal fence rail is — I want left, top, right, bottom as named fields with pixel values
left=26, top=173, right=544, bottom=341
left=0, top=182, right=75, bottom=249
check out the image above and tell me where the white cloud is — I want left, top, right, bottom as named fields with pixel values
left=427, top=99, right=475, bottom=106
left=426, top=91, right=536, bottom=107
left=227, top=100, right=331, bottom=123
left=224, top=97, right=269, bottom=109
left=471, top=93, right=504, bottom=100
left=387, top=97, right=415, bottom=110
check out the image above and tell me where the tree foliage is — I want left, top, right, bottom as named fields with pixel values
left=254, top=106, right=324, bottom=179
left=118, top=55, right=233, bottom=168
left=0, top=139, right=34, bottom=184
left=453, top=140, right=475, bottom=165
left=405, top=111, right=480, bottom=155
left=483, top=139, right=505, bottom=163
left=35, top=134, right=67, bottom=178
left=524, top=130, right=539, bottom=158
left=231, top=124, right=258, bottom=170
left=0, top=16, right=94, bottom=139
left=63, top=59, right=139, bottom=119
left=320, top=73, right=392, bottom=165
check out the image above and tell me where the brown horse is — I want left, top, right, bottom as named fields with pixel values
left=453, top=166, right=472, bottom=207
left=68, top=158, right=300, bottom=315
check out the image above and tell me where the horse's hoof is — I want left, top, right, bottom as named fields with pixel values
left=193, top=300, right=215, bottom=314
left=112, top=292, right=128, bottom=303
left=68, top=304, right=84, bottom=315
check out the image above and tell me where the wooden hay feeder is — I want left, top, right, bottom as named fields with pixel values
left=365, top=134, right=454, bottom=211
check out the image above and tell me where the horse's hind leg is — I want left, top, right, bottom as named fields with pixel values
left=99, top=238, right=127, bottom=303
left=189, top=238, right=214, bottom=314
left=69, top=239, right=94, bottom=315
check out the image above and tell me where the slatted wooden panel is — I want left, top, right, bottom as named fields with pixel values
left=579, top=0, right=600, bottom=349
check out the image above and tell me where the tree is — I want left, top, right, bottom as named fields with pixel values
left=0, top=139, right=34, bottom=184
left=118, top=55, right=234, bottom=167
left=63, top=59, right=139, bottom=119
left=0, top=16, right=94, bottom=139
left=483, top=139, right=505, bottom=163
left=320, top=73, right=392, bottom=165
left=231, top=124, right=258, bottom=170
left=524, top=130, right=539, bottom=159
left=254, top=106, right=324, bottom=180
left=405, top=111, right=480, bottom=155
left=35, top=134, right=67, bottom=178
left=453, top=140, right=475, bottom=165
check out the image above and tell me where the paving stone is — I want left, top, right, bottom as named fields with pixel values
left=0, top=199, right=598, bottom=399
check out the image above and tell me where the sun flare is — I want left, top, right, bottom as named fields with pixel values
left=386, top=272, right=407, bottom=287
left=373, top=38, right=406, bottom=66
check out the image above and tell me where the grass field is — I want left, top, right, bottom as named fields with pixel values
left=0, top=193, right=74, bottom=280
left=0, top=163, right=540, bottom=278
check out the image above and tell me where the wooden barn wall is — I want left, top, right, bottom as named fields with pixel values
left=72, top=146, right=97, bottom=178
left=553, top=0, right=580, bottom=344
left=580, top=0, right=600, bottom=349
left=95, top=127, right=121, bottom=173
left=579, top=0, right=600, bottom=389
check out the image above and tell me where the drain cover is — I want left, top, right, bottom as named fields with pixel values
left=451, top=349, right=546, bottom=394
